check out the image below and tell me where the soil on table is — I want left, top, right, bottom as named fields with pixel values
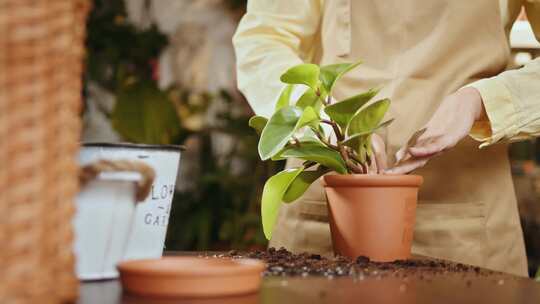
left=207, top=247, right=499, bottom=279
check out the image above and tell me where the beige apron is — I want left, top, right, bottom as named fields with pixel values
left=269, top=0, right=528, bottom=276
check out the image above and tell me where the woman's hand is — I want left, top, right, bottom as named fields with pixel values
left=385, top=87, right=486, bottom=175
left=368, top=133, right=388, bottom=174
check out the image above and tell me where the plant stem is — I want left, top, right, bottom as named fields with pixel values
left=352, top=161, right=364, bottom=174
left=314, top=128, right=339, bottom=150
left=347, top=148, right=363, bottom=165
left=339, top=144, right=363, bottom=174
left=321, top=119, right=344, bottom=141
left=313, top=125, right=365, bottom=174
left=360, top=162, right=368, bottom=173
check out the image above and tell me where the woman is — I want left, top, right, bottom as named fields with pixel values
left=233, top=0, right=540, bottom=276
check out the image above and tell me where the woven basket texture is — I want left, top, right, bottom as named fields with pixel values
left=0, top=1, right=90, bottom=303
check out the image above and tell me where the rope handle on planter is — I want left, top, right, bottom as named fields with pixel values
left=79, top=159, right=156, bottom=201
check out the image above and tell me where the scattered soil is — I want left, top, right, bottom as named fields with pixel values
left=205, top=247, right=498, bottom=279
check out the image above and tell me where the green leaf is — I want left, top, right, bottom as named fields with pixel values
left=298, top=127, right=323, bottom=144
left=358, top=142, right=367, bottom=163
left=112, top=81, right=181, bottom=145
left=365, top=134, right=373, bottom=157
left=378, top=118, right=394, bottom=129
left=248, top=116, right=268, bottom=135
left=347, top=99, right=391, bottom=136
left=283, top=167, right=329, bottom=203
left=274, top=141, right=347, bottom=174
left=535, top=267, right=540, bottom=282
left=258, top=106, right=303, bottom=160
left=258, top=106, right=319, bottom=160
left=261, top=168, right=304, bottom=239
left=343, top=119, right=393, bottom=154
left=343, top=119, right=394, bottom=145
left=297, top=106, right=319, bottom=129
left=324, top=88, right=379, bottom=129
left=296, top=88, right=321, bottom=110
left=276, top=84, right=294, bottom=110
left=342, top=134, right=365, bottom=155
left=280, top=63, right=320, bottom=90
left=269, top=132, right=323, bottom=162
left=319, top=61, right=362, bottom=94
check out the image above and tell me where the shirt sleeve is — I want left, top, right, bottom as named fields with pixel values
left=232, top=0, right=322, bottom=118
left=469, top=1, right=540, bottom=148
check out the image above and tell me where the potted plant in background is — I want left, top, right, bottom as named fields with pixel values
left=249, top=61, right=423, bottom=262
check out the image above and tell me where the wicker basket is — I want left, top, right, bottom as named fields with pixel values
left=0, top=1, right=90, bottom=303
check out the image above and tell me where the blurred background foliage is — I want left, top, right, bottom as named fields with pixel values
left=85, top=0, right=167, bottom=92
left=84, top=0, right=277, bottom=251
left=165, top=90, right=283, bottom=250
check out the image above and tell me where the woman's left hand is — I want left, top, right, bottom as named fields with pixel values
left=385, top=87, right=486, bottom=175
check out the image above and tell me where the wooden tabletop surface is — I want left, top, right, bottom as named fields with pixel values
left=77, top=252, right=540, bottom=304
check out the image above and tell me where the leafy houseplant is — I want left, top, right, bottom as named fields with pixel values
left=250, top=61, right=423, bottom=261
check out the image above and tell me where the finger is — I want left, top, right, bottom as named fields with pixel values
left=395, top=146, right=409, bottom=163
left=408, top=139, right=446, bottom=158
left=394, top=128, right=431, bottom=163
left=368, top=155, right=378, bottom=174
left=371, top=136, right=387, bottom=172
left=384, top=158, right=429, bottom=175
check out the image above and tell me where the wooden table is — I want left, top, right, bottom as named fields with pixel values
left=77, top=252, right=540, bottom=304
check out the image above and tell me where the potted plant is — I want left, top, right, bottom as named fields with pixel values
left=249, top=61, right=423, bottom=262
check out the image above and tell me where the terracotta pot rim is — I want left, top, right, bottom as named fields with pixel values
left=323, top=174, right=423, bottom=187
left=117, top=257, right=266, bottom=277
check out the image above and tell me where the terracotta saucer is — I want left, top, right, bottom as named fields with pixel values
left=117, top=257, right=266, bottom=298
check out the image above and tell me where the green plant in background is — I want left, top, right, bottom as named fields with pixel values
left=111, top=80, right=182, bottom=144
left=85, top=0, right=185, bottom=145
left=85, top=0, right=274, bottom=251
left=249, top=62, right=393, bottom=239
left=165, top=91, right=283, bottom=250
left=86, top=0, right=167, bottom=92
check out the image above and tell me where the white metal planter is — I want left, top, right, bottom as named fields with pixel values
left=77, top=143, right=182, bottom=279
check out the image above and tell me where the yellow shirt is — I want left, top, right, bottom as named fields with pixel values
left=233, top=0, right=540, bottom=147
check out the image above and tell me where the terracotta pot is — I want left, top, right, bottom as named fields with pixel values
left=118, top=257, right=266, bottom=298
left=323, top=174, right=423, bottom=262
